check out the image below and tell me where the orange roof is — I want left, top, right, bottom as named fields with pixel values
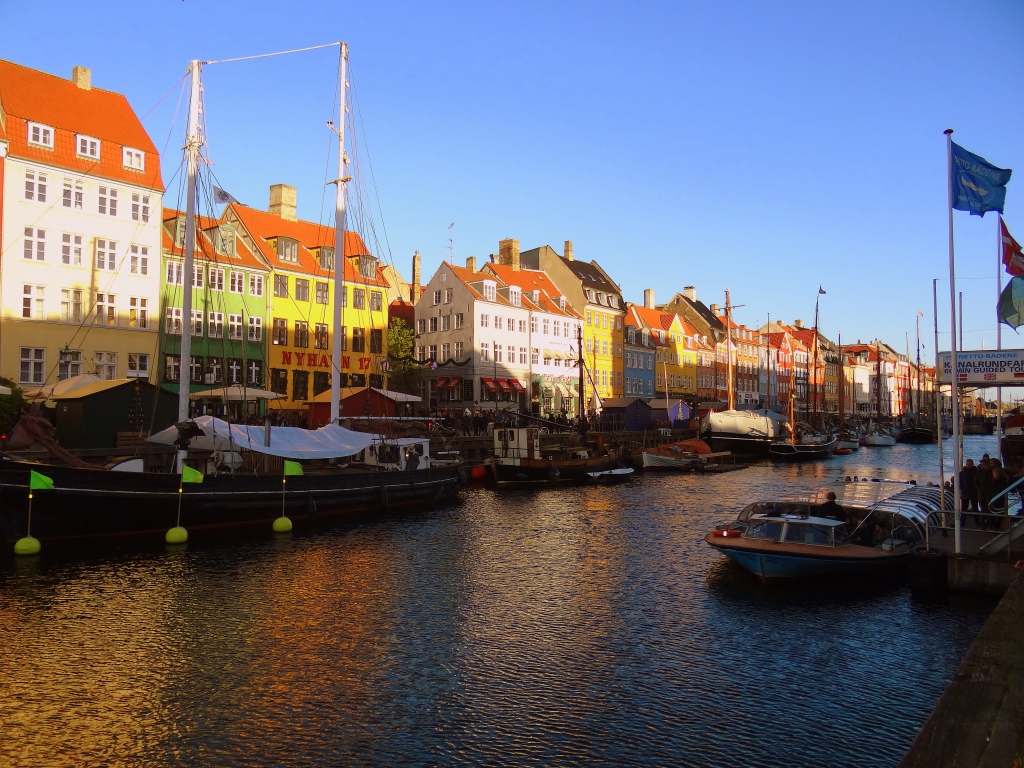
left=484, top=264, right=583, bottom=318
left=631, top=304, right=680, bottom=332
left=227, top=203, right=388, bottom=286
left=161, top=209, right=266, bottom=271
left=0, top=60, right=163, bottom=191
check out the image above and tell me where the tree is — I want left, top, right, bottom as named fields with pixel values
left=0, top=377, right=28, bottom=435
left=387, top=318, right=418, bottom=394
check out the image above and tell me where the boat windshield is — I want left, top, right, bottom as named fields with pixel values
left=745, top=521, right=784, bottom=541
left=833, top=525, right=850, bottom=545
left=783, top=522, right=833, bottom=546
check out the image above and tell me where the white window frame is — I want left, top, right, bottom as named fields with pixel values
left=61, top=288, right=83, bottom=323
left=24, top=227, right=45, bottom=261
left=130, top=245, right=149, bottom=275
left=77, top=135, right=100, bottom=159
left=248, top=316, right=263, bottom=341
left=208, top=311, right=224, bottom=339
left=131, top=193, right=150, bottom=222
left=95, top=293, right=116, bottom=326
left=166, top=307, right=183, bottom=335
left=166, top=261, right=183, bottom=285
left=27, top=122, right=54, bottom=149
left=22, top=284, right=45, bottom=319
left=94, top=351, right=117, bottom=380
left=98, top=186, right=117, bottom=216
left=123, top=147, right=145, bottom=171
left=129, top=297, right=149, bottom=329
left=229, top=271, right=245, bottom=294
left=249, top=274, right=264, bottom=297
left=209, top=268, right=225, bottom=291
left=127, top=353, right=149, bottom=378
left=228, top=314, right=243, bottom=340
left=62, top=233, right=83, bottom=265
left=190, top=309, right=203, bottom=337
left=19, top=347, right=45, bottom=384
left=96, top=239, right=116, bottom=271
left=24, top=169, right=47, bottom=202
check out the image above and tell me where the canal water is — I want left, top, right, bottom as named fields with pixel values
left=0, top=437, right=1001, bottom=767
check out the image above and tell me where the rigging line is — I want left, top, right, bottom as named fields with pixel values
left=350, top=73, right=395, bottom=268
left=140, top=71, right=190, bottom=121
left=203, top=42, right=341, bottom=66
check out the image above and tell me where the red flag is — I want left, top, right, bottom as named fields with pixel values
left=1002, top=217, right=1024, bottom=277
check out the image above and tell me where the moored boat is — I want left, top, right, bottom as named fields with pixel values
left=768, top=436, right=837, bottom=461
left=586, top=467, right=635, bottom=484
left=490, top=426, right=622, bottom=482
left=864, top=430, right=896, bottom=447
left=700, top=409, right=785, bottom=456
left=895, top=425, right=936, bottom=444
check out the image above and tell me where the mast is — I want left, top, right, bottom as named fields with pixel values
left=725, top=290, right=734, bottom=411
left=178, top=60, right=203, bottom=426
left=838, top=332, right=844, bottom=428
left=330, top=43, right=349, bottom=424
left=788, top=337, right=795, bottom=443
left=577, top=323, right=585, bottom=434
left=997, top=214, right=1003, bottom=460
left=876, top=341, right=883, bottom=422
left=811, top=293, right=820, bottom=430
left=916, top=313, right=922, bottom=422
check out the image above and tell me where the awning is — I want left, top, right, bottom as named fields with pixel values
left=510, top=379, right=526, bottom=393
left=497, top=378, right=512, bottom=392
left=568, top=386, right=579, bottom=397
left=188, top=385, right=283, bottom=401
left=542, top=348, right=553, bottom=358
left=556, top=383, right=569, bottom=396
left=447, top=376, right=462, bottom=389
left=481, top=377, right=497, bottom=392
left=432, top=377, right=449, bottom=390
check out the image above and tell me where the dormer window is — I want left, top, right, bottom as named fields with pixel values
left=597, top=293, right=607, bottom=306
left=317, top=246, right=335, bottom=271
left=532, top=290, right=540, bottom=304
left=642, top=329, right=650, bottom=347
left=358, top=255, right=376, bottom=279
left=628, top=328, right=636, bottom=344
left=76, top=135, right=100, bottom=159
left=175, top=217, right=186, bottom=247
left=482, top=281, right=497, bottom=302
left=509, top=287, right=521, bottom=307
left=659, top=330, right=666, bottom=343
left=276, top=237, right=298, bottom=263
left=585, top=289, right=596, bottom=302
left=215, top=228, right=235, bottom=256
left=27, top=122, right=54, bottom=149
left=123, top=147, right=145, bottom=170
left=609, top=296, right=619, bottom=308
left=558, top=296, right=566, bottom=312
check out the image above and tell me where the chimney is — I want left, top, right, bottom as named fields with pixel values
left=498, top=238, right=520, bottom=271
left=411, top=251, right=422, bottom=304
left=72, top=66, right=91, bottom=90
left=269, top=184, right=297, bottom=221
left=564, top=240, right=574, bottom=261
left=644, top=289, right=655, bottom=309
left=682, top=286, right=696, bottom=302
left=794, top=319, right=804, bottom=328
left=710, top=303, right=720, bottom=315
left=465, top=255, right=477, bottom=273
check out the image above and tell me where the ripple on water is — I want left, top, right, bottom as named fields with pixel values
left=0, top=437, right=999, bottom=767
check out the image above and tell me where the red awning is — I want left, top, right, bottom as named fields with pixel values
left=481, top=377, right=497, bottom=392
left=509, top=379, right=526, bottom=393
left=497, top=378, right=512, bottom=392
left=432, top=377, right=449, bottom=390
left=447, top=376, right=462, bottom=389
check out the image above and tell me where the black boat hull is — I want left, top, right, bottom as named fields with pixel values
left=768, top=438, right=838, bottom=461
left=704, top=434, right=772, bottom=456
left=0, top=460, right=463, bottom=543
left=896, top=427, right=936, bottom=444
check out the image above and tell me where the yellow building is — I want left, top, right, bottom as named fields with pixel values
left=224, top=185, right=390, bottom=414
left=627, top=304, right=697, bottom=401
left=0, top=62, right=164, bottom=392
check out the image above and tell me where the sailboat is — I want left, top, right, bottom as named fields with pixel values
left=897, top=316, right=935, bottom=443
left=864, top=342, right=896, bottom=446
left=0, top=48, right=462, bottom=548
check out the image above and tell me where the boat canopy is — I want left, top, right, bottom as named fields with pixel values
left=147, top=415, right=378, bottom=459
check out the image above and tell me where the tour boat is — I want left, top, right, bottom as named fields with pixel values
left=490, top=426, right=622, bottom=482
left=705, top=513, right=910, bottom=582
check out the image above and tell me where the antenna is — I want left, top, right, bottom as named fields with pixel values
left=448, top=222, right=454, bottom=264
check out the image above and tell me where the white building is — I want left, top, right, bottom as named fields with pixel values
left=0, top=62, right=164, bottom=392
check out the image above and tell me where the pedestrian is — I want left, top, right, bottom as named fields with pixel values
left=989, top=458, right=1011, bottom=521
left=976, top=456, right=992, bottom=523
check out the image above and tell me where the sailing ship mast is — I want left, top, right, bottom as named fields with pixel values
left=876, top=341, right=883, bottom=422
left=330, top=44, right=349, bottom=424
left=838, top=332, right=844, bottom=428
left=811, top=294, right=820, bottom=430
left=725, top=290, right=734, bottom=411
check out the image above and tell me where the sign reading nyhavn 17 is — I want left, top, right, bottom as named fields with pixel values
left=938, top=350, right=1024, bottom=384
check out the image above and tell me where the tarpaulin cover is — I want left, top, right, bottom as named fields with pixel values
left=147, top=415, right=378, bottom=459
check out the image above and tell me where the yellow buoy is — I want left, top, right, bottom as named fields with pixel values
left=272, top=516, right=293, bottom=533
left=14, top=536, right=40, bottom=556
left=165, top=526, right=188, bottom=544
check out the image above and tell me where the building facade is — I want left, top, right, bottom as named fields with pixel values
left=0, top=62, right=164, bottom=392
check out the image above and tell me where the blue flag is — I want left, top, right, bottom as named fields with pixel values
left=951, top=142, right=1012, bottom=217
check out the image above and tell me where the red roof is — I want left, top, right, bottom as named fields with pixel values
left=484, top=264, right=583, bottom=318
left=162, top=209, right=266, bottom=271
left=0, top=60, right=163, bottom=190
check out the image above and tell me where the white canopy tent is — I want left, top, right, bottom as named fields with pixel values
left=147, top=415, right=378, bottom=459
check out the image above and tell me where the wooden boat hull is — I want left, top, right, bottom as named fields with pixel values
left=586, top=468, right=634, bottom=484
left=768, top=438, right=837, bottom=461
left=641, top=451, right=697, bottom=470
left=0, top=459, right=463, bottom=544
left=492, top=455, right=621, bottom=482
left=705, top=534, right=908, bottom=582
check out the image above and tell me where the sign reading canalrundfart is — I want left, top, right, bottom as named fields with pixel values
left=938, top=350, right=1024, bottom=384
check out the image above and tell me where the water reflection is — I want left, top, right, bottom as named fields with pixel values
left=0, top=438, right=999, bottom=766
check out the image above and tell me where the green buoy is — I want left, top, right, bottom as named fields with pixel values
left=165, top=526, right=188, bottom=544
left=14, top=536, right=40, bottom=556
left=272, top=516, right=293, bottom=533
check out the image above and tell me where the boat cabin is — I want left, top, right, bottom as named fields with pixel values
left=744, top=515, right=850, bottom=547
left=493, top=427, right=541, bottom=465
left=362, top=437, right=432, bottom=471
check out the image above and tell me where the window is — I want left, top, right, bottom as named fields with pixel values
left=429, top=317, right=438, bottom=333
left=277, top=237, right=298, bottom=263
left=507, top=344, right=515, bottom=363
left=481, top=342, right=490, bottom=362
left=270, top=369, right=288, bottom=396
left=337, top=286, right=347, bottom=307
left=519, top=320, right=527, bottom=333
left=273, top=318, right=288, bottom=346
left=96, top=239, right=116, bottom=270
left=22, top=285, right=44, bottom=319
left=208, top=312, right=224, bottom=338
left=433, top=290, right=442, bottom=305
left=20, top=348, right=45, bottom=384
left=163, top=355, right=181, bottom=382
left=94, top=351, right=117, bottom=380
left=564, top=321, right=571, bottom=338
left=229, top=314, right=243, bottom=340
left=274, top=274, right=288, bottom=298
left=495, top=315, right=503, bottom=330
left=92, top=293, right=115, bottom=325
left=61, top=289, right=83, bottom=322
left=531, top=316, right=538, bottom=333
left=27, top=122, right=53, bottom=148
left=441, top=315, right=451, bottom=332
left=359, top=256, right=376, bottom=279
left=230, top=272, right=245, bottom=294
left=543, top=319, right=550, bottom=335
left=249, top=274, right=264, bottom=296
left=445, top=289, right=453, bottom=304
left=98, top=186, right=117, bottom=216
left=602, top=340, right=608, bottom=355
left=123, top=147, right=145, bottom=170
left=370, top=329, right=383, bottom=354
left=77, top=134, right=100, bottom=159
left=295, top=278, right=310, bottom=302
left=553, top=321, right=560, bottom=337
left=63, top=179, right=83, bottom=209
left=441, top=343, right=451, bottom=362
left=166, top=307, right=183, bottom=335
left=480, top=314, right=489, bottom=328
left=167, top=261, right=183, bottom=285
left=131, top=193, right=150, bottom=222
left=507, top=318, right=514, bottom=332
left=130, top=297, right=149, bottom=329
left=509, top=287, right=520, bottom=306
left=227, top=358, right=243, bottom=385
left=191, top=265, right=204, bottom=288
left=417, top=319, right=427, bottom=334
left=209, top=268, right=224, bottom=291
left=294, top=321, right=309, bottom=348
left=455, top=313, right=464, bottom=330
left=532, top=348, right=539, bottom=365
left=520, top=347, right=528, bottom=364
left=248, top=316, right=263, bottom=342
left=315, top=282, right=329, bottom=304
left=292, top=370, right=310, bottom=401
left=318, top=247, right=335, bottom=271
left=353, top=289, right=365, bottom=309
left=315, top=323, right=328, bottom=350
left=338, top=327, right=348, bottom=351
left=57, top=350, right=83, bottom=380
left=127, top=353, right=149, bottom=378
left=190, top=309, right=203, bottom=337
left=417, top=346, right=426, bottom=362
left=24, top=169, right=47, bottom=202
left=313, top=371, right=330, bottom=396
left=248, top=361, right=263, bottom=387
left=602, top=314, right=608, bottom=329
left=352, top=328, right=366, bottom=352
left=130, top=245, right=149, bottom=275
left=371, top=291, right=383, bottom=311
left=24, top=228, right=45, bottom=261
left=483, top=282, right=496, bottom=302
left=455, top=341, right=464, bottom=361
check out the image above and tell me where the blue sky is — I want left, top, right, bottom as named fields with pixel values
left=3, top=0, right=1022, bottom=362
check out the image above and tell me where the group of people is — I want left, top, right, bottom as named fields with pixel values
left=957, top=453, right=1012, bottom=528
left=819, top=492, right=894, bottom=546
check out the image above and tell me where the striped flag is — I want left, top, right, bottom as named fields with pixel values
left=1001, top=218, right=1024, bottom=277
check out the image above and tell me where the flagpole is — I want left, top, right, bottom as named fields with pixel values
left=997, top=214, right=1003, bottom=461
left=945, top=128, right=962, bottom=555
left=934, top=279, right=944, bottom=540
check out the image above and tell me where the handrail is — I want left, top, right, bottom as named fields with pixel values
left=989, top=473, right=1024, bottom=506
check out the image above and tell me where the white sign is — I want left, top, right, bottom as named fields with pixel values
left=938, top=349, right=1024, bottom=384
left=379, top=359, right=391, bottom=373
